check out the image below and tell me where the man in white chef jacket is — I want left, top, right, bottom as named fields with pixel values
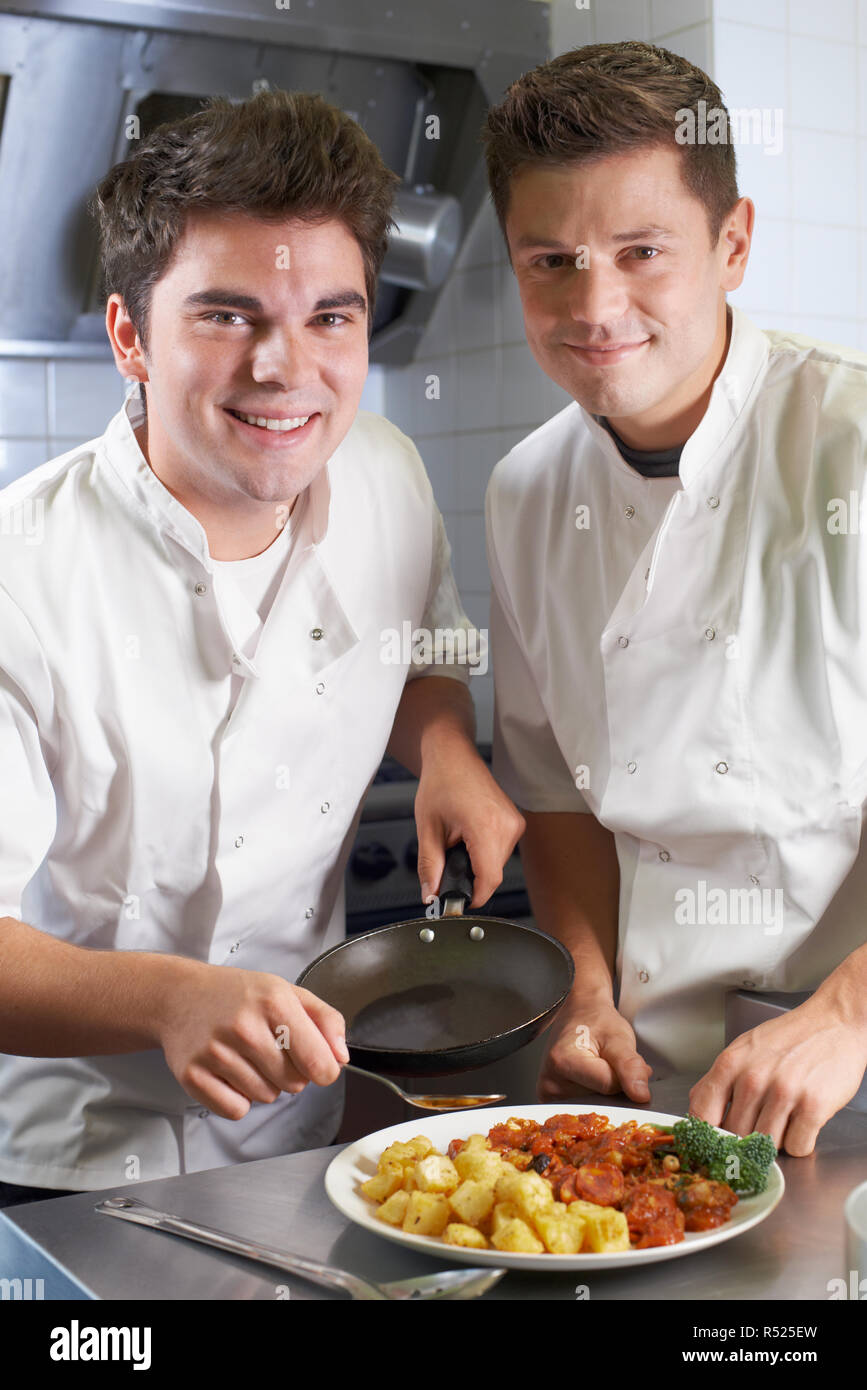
left=0, top=89, right=523, bottom=1202
left=482, top=42, right=867, bottom=1155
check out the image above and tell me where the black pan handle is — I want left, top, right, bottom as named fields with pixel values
left=436, top=840, right=474, bottom=913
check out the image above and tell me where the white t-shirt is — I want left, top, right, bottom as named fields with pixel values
left=211, top=493, right=307, bottom=716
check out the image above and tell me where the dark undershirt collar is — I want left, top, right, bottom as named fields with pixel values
left=594, top=414, right=683, bottom=477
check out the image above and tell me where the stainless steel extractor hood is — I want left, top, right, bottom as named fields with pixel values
left=0, top=0, right=548, bottom=362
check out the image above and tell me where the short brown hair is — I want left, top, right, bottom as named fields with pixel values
left=89, top=88, right=400, bottom=355
left=483, top=41, right=739, bottom=253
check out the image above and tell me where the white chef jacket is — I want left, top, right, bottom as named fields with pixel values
left=0, top=387, right=475, bottom=1189
left=487, top=303, right=867, bottom=1076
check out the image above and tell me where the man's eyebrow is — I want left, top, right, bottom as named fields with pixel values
left=181, top=288, right=368, bottom=313
left=513, top=226, right=678, bottom=250
left=609, top=225, right=678, bottom=243
left=183, top=289, right=265, bottom=311
left=312, top=290, right=367, bottom=313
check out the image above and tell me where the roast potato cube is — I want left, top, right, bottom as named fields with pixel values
left=463, top=1134, right=490, bottom=1151
left=494, top=1167, right=523, bottom=1203
left=490, top=1200, right=522, bottom=1233
left=448, top=1179, right=496, bottom=1228
left=534, top=1206, right=585, bottom=1255
left=414, top=1154, right=460, bottom=1194
left=401, top=1190, right=451, bottom=1237
left=360, top=1161, right=404, bottom=1203
left=405, top=1136, right=435, bottom=1159
left=454, top=1148, right=504, bottom=1185
left=376, top=1189, right=411, bottom=1226
left=490, top=1217, right=545, bottom=1254
left=379, top=1141, right=418, bottom=1169
left=401, top=1166, right=418, bottom=1192
left=495, top=1168, right=553, bottom=1224
left=564, top=1198, right=608, bottom=1217
left=581, top=1206, right=631, bottom=1253
left=443, top=1222, right=489, bottom=1249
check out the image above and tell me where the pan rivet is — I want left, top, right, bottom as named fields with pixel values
left=469, top=925, right=485, bottom=941
left=419, top=927, right=435, bottom=943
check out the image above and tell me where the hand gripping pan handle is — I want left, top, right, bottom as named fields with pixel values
left=436, top=840, right=474, bottom=917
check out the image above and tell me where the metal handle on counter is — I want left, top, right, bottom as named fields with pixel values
left=94, top=1196, right=376, bottom=1298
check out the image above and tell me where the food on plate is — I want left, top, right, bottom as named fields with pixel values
left=672, top=1115, right=777, bottom=1195
left=357, top=1111, right=774, bottom=1253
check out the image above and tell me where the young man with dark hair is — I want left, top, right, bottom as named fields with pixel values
left=483, top=42, right=867, bottom=1156
left=0, top=89, right=523, bottom=1204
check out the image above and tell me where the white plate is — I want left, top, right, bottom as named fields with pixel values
left=325, top=1104, right=785, bottom=1271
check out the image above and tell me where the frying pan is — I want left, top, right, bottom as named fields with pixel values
left=295, top=842, right=574, bottom=1077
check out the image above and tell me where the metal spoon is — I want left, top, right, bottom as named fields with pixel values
left=95, top=1197, right=507, bottom=1300
left=343, top=1062, right=504, bottom=1111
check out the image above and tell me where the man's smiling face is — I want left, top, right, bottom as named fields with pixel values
left=505, top=145, right=751, bottom=448
left=110, top=209, right=370, bottom=550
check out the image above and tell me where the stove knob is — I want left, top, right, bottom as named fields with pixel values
left=350, top=841, right=397, bottom=881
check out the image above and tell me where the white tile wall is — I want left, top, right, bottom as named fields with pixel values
left=0, top=357, right=129, bottom=488
left=788, top=0, right=857, bottom=42
left=720, top=1, right=867, bottom=350
left=714, top=0, right=786, bottom=26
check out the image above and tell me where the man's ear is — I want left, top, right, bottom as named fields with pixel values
left=718, top=196, right=754, bottom=294
left=105, top=293, right=149, bottom=384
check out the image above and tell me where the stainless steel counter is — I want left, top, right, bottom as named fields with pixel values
left=2, top=1073, right=865, bottom=1300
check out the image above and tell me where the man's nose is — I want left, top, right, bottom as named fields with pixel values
left=248, top=325, right=318, bottom=386
left=561, top=262, right=630, bottom=332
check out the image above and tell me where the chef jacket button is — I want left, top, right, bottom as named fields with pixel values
left=715, top=761, right=729, bottom=774
left=706, top=495, right=720, bottom=509
left=321, top=801, right=330, bottom=813
left=229, top=941, right=240, bottom=953
left=704, top=627, right=716, bottom=641
left=310, top=627, right=324, bottom=640
left=194, top=582, right=208, bottom=596
left=198, top=1110, right=209, bottom=1118
left=626, top=760, right=637, bottom=773
left=315, top=681, right=326, bottom=694
left=304, top=907, right=314, bottom=919
left=618, top=635, right=629, bottom=648
left=624, top=505, right=635, bottom=518
left=235, top=835, right=244, bottom=847
left=638, top=970, right=649, bottom=983
left=658, top=849, right=670, bottom=862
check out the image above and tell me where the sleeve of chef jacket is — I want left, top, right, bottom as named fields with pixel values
left=0, top=586, right=58, bottom=920
left=485, top=480, right=592, bottom=814
left=404, top=494, right=482, bottom=687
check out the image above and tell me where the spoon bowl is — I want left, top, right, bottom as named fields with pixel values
left=343, top=1062, right=504, bottom=1111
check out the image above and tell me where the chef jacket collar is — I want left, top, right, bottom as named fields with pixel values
left=577, top=303, right=770, bottom=491
left=100, top=385, right=333, bottom=568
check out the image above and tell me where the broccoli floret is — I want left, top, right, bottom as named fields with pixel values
left=672, top=1115, right=724, bottom=1169
left=673, top=1116, right=775, bottom=1194
left=708, top=1150, right=769, bottom=1195
left=738, top=1131, right=777, bottom=1168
